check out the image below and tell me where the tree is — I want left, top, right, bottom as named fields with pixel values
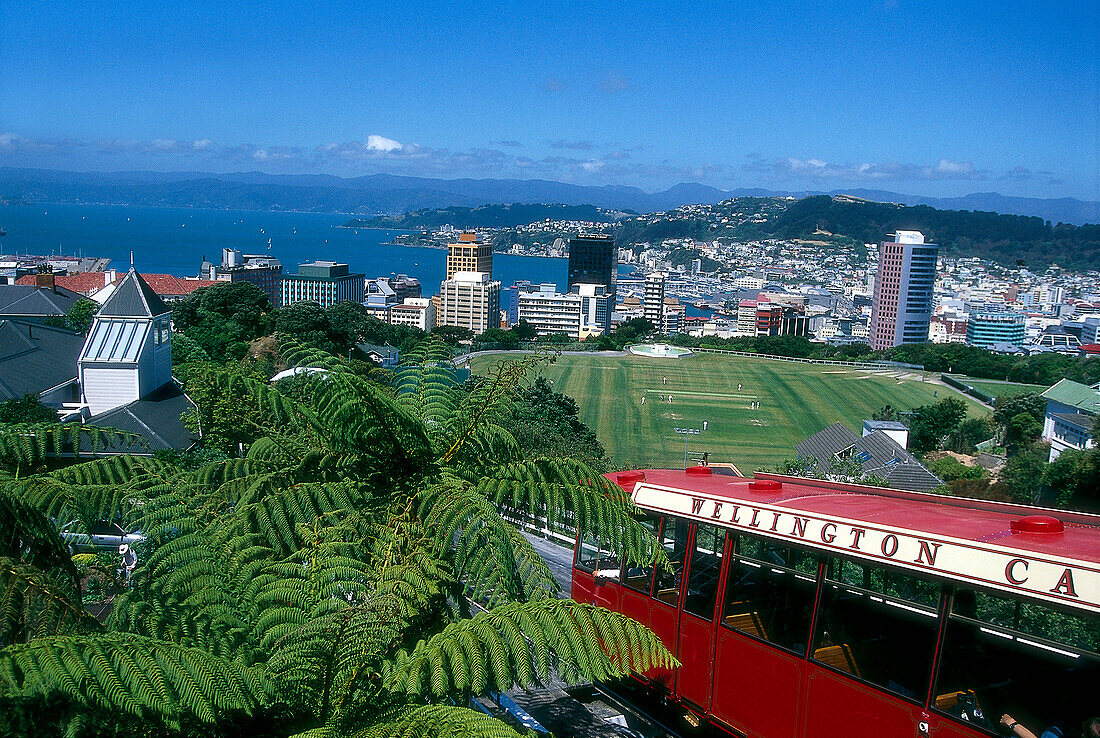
left=512, top=320, right=536, bottom=341
left=173, top=282, right=274, bottom=362
left=0, top=339, right=674, bottom=737
left=872, top=405, right=898, bottom=421
left=999, top=445, right=1048, bottom=504
left=1005, top=412, right=1042, bottom=454
left=927, top=455, right=986, bottom=482
left=431, top=325, right=474, bottom=345
left=0, top=395, right=56, bottom=425
left=993, top=392, right=1046, bottom=431
left=275, top=301, right=337, bottom=354
left=1043, top=447, right=1100, bottom=512
left=501, top=376, right=608, bottom=467
left=907, top=397, right=968, bottom=456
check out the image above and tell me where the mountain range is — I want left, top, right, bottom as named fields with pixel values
left=0, top=167, right=1096, bottom=225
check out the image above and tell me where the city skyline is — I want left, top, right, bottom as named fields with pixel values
left=1, top=1, right=1096, bottom=201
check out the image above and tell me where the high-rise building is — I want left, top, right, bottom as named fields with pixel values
left=869, top=231, right=938, bottom=350
left=644, top=272, right=666, bottom=328
left=438, top=271, right=501, bottom=334
left=446, top=232, right=493, bottom=279
left=567, top=235, right=616, bottom=292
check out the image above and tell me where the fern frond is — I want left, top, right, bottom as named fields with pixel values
left=0, top=633, right=271, bottom=730
left=384, top=599, right=676, bottom=697
left=0, top=424, right=146, bottom=473
left=0, top=558, right=100, bottom=645
left=358, top=704, right=527, bottom=738
left=418, top=481, right=558, bottom=606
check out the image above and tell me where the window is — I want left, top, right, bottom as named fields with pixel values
left=622, top=515, right=659, bottom=594
left=811, top=558, right=941, bottom=701
left=934, top=588, right=1099, bottom=735
left=684, top=523, right=724, bottom=620
left=653, top=516, right=689, bottom=606
left=575, top=534, right=618, bottom=574
left=721, top=535, right=819, bottom=653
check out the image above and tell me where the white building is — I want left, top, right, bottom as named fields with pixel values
left=438, top=271, right=501, bottom=334
left=79, top=270, right=174, bottom=416
left=517, top=287, right=584, bottom=339
left=389, top=297, right=436, bottom=331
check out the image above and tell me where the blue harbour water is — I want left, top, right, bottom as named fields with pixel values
left=0, top=203, right=573, bottom=291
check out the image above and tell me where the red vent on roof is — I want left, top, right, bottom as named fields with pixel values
left=686, top=466, right=712, bottom=476
left=749, top=479, right=782, bottom=491
left=615, top=471, right=646, bottom=489
left=1010, top=515, right=1064, bottom=534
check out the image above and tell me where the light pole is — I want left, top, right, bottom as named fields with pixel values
left=674, top=427, right=700, bottom=469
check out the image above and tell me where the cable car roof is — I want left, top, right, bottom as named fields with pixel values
left=614, top=468, right=1100, bottom=614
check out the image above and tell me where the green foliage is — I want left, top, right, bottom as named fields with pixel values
left=927, top=455, right=986, bottom=482
left=1043, top=448, right=1100, bottom=513
left=0, top=424, right=146, bottom=475
left=0, top=394, right=56, bottom=424
left=0, top=342, right=673, bottom=737
left=173, top=281, right=274, bottom=363
left=384, top=599, right=677, bottom=696
left=499, top=376, right=608, bottom=467
left=999, top=445, right=1049, bottom=504
left=762, top=194, right=1100, bottom=271
left=907, top=397, right=968, bottom=456
left=431, top=325, right=474, bottom=345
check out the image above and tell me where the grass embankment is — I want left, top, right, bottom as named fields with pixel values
left=472, top=353, right=987, bottom=472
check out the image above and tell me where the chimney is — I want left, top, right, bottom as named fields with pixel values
left=34, top=273, right=56, bottom=292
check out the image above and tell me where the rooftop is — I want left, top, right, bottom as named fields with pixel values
left=1043, top=379, right=1100, bottom=415
left=0, top=319, right=82, bottom=400
left=97, top=269, right=170, bottom=318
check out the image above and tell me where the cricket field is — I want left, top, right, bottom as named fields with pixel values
left=470, top=352, right=987, bottom=472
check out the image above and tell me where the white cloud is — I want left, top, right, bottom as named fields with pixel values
left=192, top=139, right=214, bottom=150
left=365, top=135, right=403, bottom=152
left=581, top=160, right=604, bottom=172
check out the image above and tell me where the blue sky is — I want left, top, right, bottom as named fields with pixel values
left=1, top=0, right=1097, bottom=199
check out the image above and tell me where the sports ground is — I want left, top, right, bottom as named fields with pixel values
left=470, top=352, right=987, bottom=472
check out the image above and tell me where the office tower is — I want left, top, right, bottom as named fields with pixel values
left=869, top=231, right=938, bottom=350
left=567, top=234, right=616, bottom=332
left=567, top=234, right=616, bottom=293
left=446, top=232, right=493, bottom=279
left=966, top=312, right=1025, bottom=348
left=438, top=271, right=501, bottom=334
left=644, top=272, right=666, bottom=327
left=281, top=261, right=365, bottom=308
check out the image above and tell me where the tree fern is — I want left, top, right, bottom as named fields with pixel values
left=384, top=599, right=676, bottom=697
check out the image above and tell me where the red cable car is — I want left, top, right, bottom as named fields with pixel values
left=572, top=468, right=1100, bottom=738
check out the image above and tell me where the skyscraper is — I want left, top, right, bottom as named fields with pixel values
left=446, top=232, right=493, bottom=279
left=567, top=235, right=616, bottom=295
left=869, top=231, right=938, bottom=350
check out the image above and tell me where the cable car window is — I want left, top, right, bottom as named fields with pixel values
left=720, top=534, right=819, bottom=653
left=811, top=557, right=941, bottom=702
left=934, top=587, right=1099, bottom=737
left=683, top=523, right=724, bottom=620
left=622, top=515, right=659, bottom=594
left=654, top=516, right=689, bottom=606
left=576, top=534, right=619, bottom=574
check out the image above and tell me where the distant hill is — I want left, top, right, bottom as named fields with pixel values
left=763, top=195, right=1100, bottom=271
left=0, top=167, right=1096, bottom=224
left=345, top=203, right=622, bottom=230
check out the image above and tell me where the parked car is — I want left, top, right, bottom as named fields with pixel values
left=60, top=520, right=144, bottom=555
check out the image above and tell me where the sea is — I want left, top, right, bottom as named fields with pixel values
left=0, top=203, right=595, bottom=291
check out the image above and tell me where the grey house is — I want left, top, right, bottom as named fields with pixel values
left=795, top=422, right=944, bottom=492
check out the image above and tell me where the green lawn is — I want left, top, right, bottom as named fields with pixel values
left=470, top=353, right=988, bottom=473
left=951, top=377, right=1048, bottom=401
